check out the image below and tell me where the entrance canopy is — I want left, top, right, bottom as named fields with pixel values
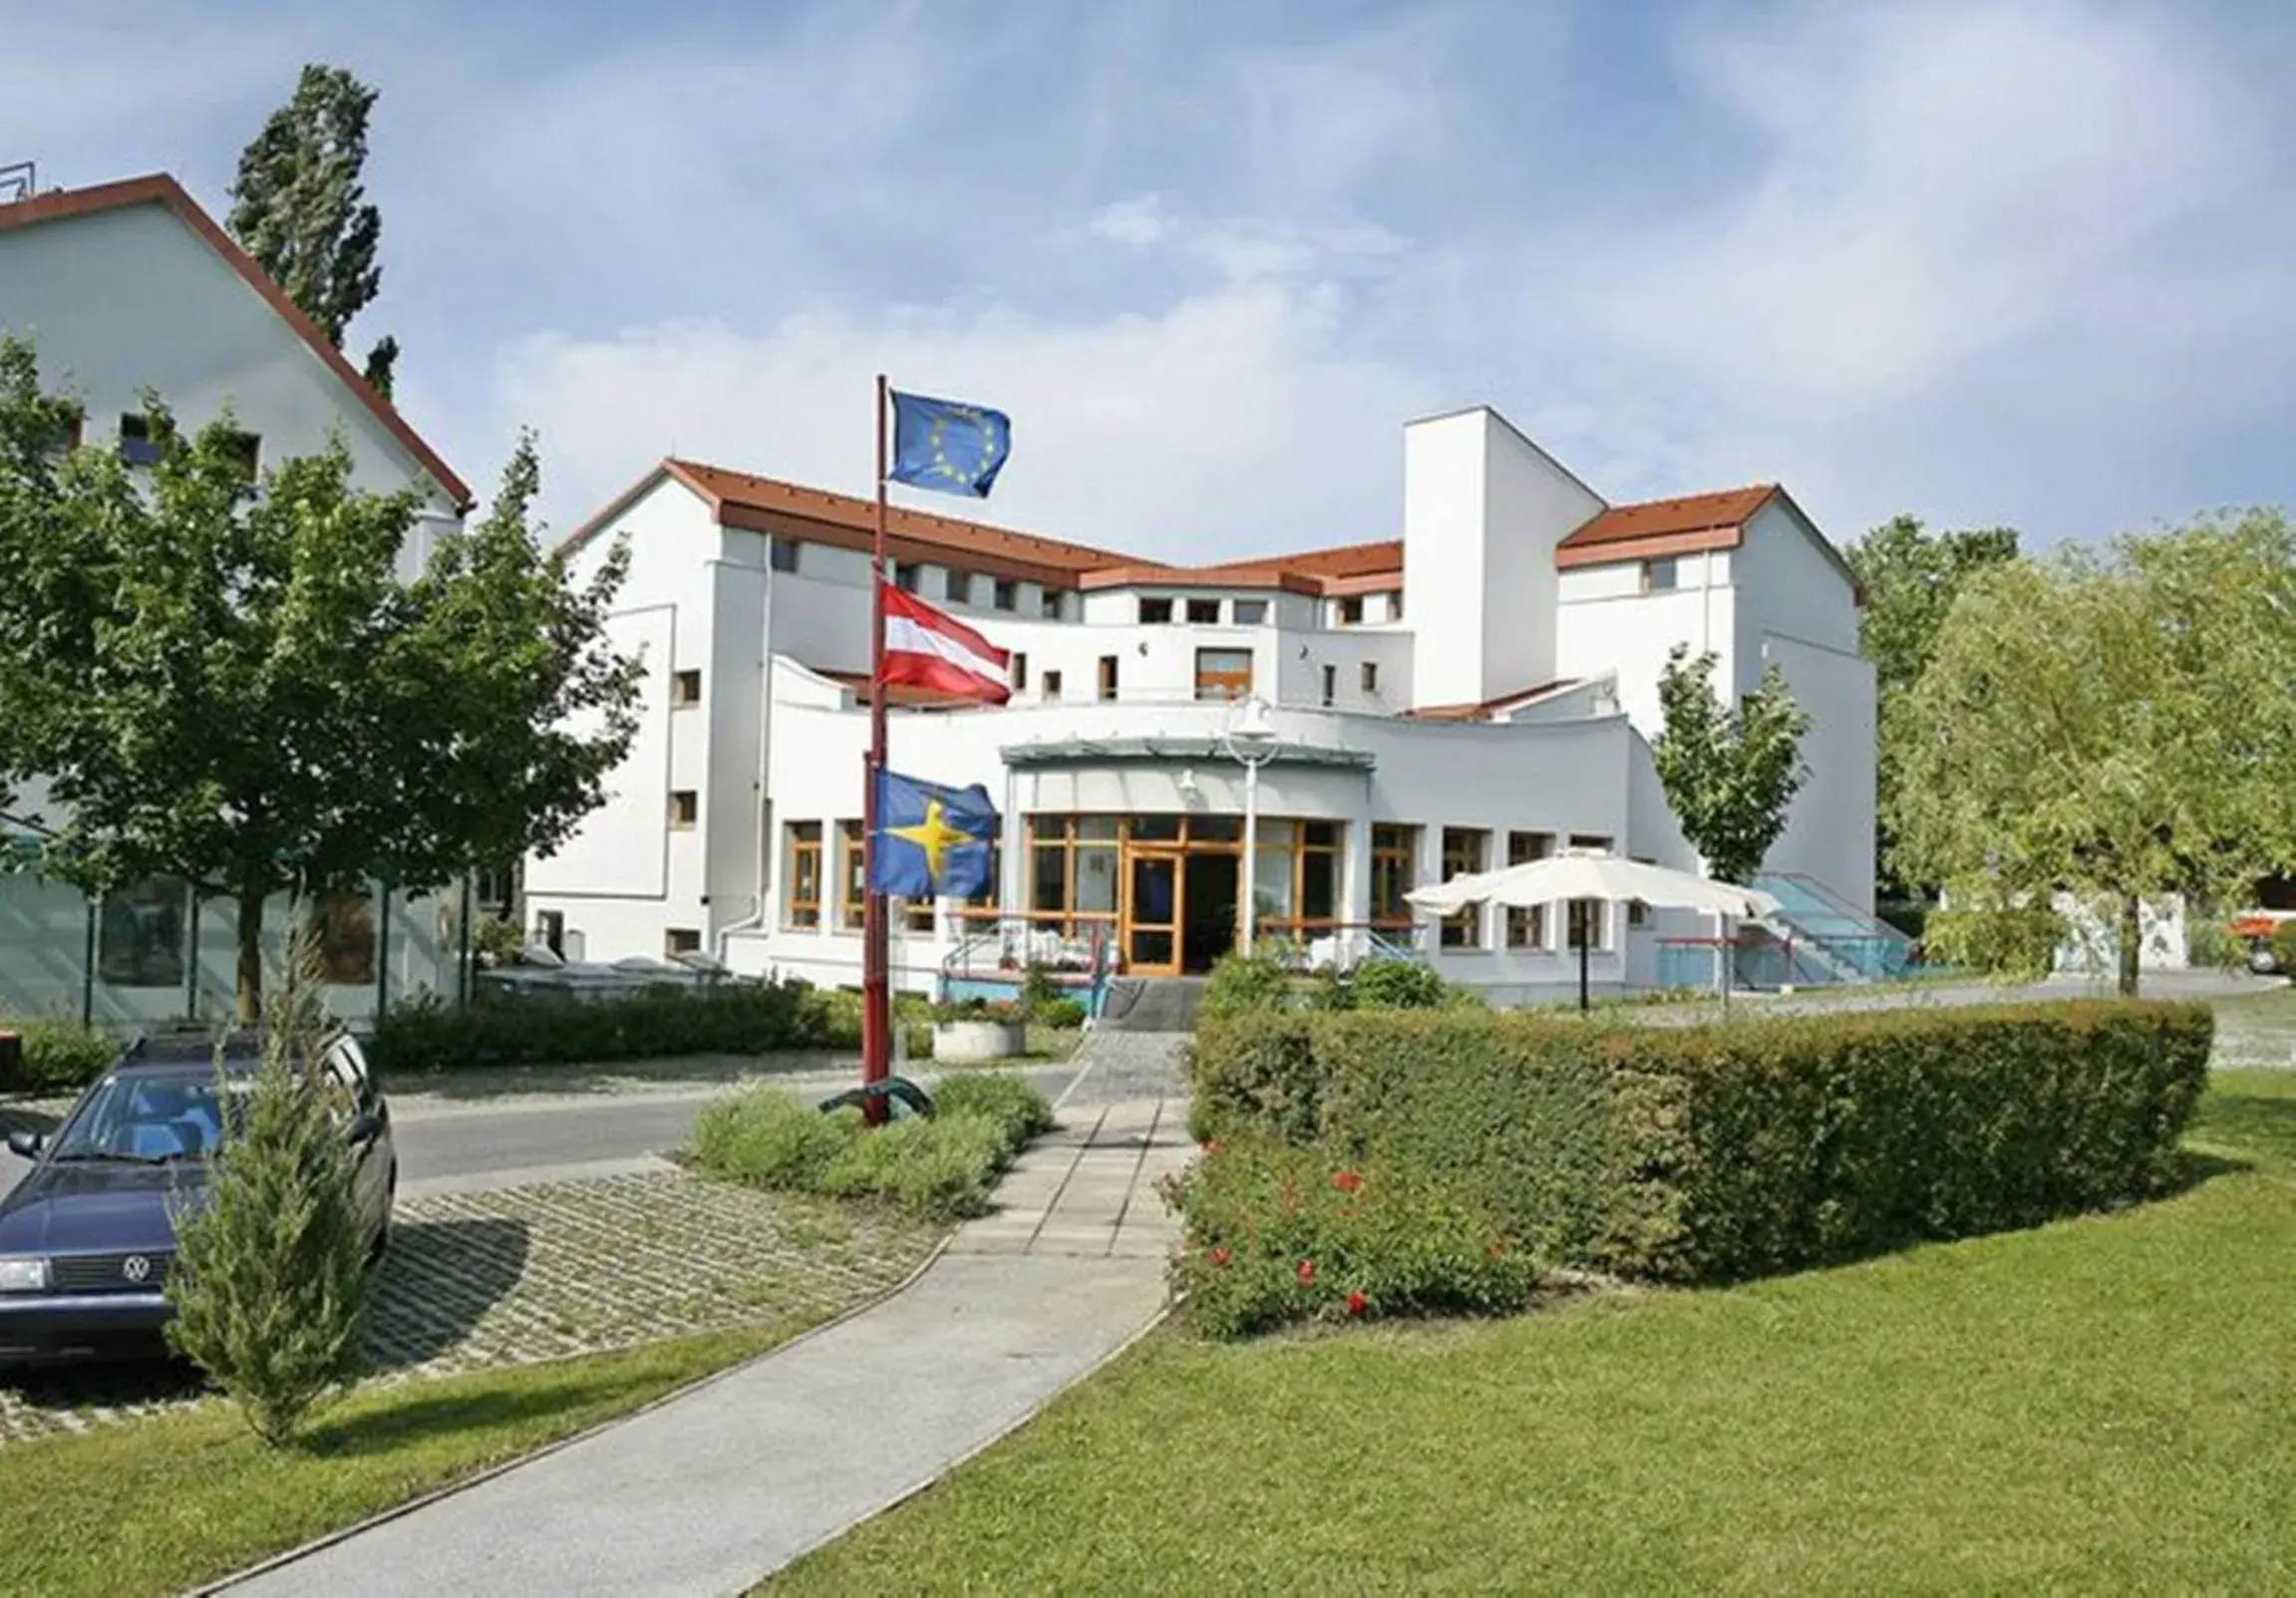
left=1406, top=853, right=1779, bottom=920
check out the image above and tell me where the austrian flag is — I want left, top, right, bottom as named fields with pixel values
left=880, top=582, right=1012, bottom=704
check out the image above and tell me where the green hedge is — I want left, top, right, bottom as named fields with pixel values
left=1189, top=1000, right=2211, bottom=1283
left=690, top=1072, right=1054, bottom=1220
left=369, top=982, right=935, bottom=1076
left=0, top=1017, right=120, bottom=1095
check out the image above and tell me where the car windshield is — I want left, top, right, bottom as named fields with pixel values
left=49, top=1074, right=239, bottom=1163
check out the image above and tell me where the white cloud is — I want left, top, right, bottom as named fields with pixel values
left=487, top=264, right=1439, bottom=562
left=1542, top=0, right=2296, bottom=537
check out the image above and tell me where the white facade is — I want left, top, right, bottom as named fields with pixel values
left=526, top=406, right=1877, bottom=1001
left=0, top=174, right=471, bottom=1025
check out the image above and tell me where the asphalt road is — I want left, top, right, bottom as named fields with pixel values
left=3, top=1061, right=1087, bottom=1204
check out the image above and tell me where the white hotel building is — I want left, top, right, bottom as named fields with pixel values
left=525, top=407, right=1879, bottom=1004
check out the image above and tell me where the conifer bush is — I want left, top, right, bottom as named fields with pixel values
left=165, top=931, right=372, bottom=1447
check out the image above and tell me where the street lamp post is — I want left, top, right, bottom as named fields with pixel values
left=1222, top=695, right=1279, bottom=958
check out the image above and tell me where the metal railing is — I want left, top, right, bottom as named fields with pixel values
left=1753, top=872, right=1921, bottom=981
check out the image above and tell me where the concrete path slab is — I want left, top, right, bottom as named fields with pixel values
left=220, top=1093, right=1186, bottom=1598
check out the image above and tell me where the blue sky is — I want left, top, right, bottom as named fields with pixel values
left=7, top=0, right=2293, bottom=561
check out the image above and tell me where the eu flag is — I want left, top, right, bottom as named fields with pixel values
left=888, top=391, right=1011, bottom=498
left=870, top=769, right=998, bottom=899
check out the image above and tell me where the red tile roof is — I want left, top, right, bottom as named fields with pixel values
left=1553, top=484, right=1777, bottom=569
left=658, top=460, right=1140, bottom=587
left=0, top=173, right=472, bottom=508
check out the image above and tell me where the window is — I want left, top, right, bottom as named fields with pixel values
left=1371, top=823, right=1418, bottom=929
left=944, top=568, right=973, bottom=604
left=993, top=578, right=1017, bottom=611
left=1505, top=831, right=1553, bottom=948
left=1186, top=597, right=1220, bottom=625
left=1010, top=651, right=1029, bottom=691
left=1440, top=828, right=1489, bottom=948
left=1098, top=655, right=1118, bottom=702
left=894, top=563, right=921, bottom=593
left=771, top=538, right=801, bottom=573
left=42, top=405, right=86, bottom=458
left=1040, top=589, right=1064, bottom=619
left=97, top=877, right=186, bottom=989
left=670, top=669, right=702, bottom=708
left=839, top=820, right=866, bottom=930
left=314, top=888, right=377, bottom=985
left=1361, top=661, right=1380, bottom=696
left=1388, top=589, right=1404, bottom=620
left=669, top=790, right=699, bottom=829
left=1194, top=647, right=1253, bottom=702
left=1233, top=599, right=1268, bottom=626
left=535, top=909, right=566, bottom=957
left=1628, top=855, right=1657, bottom=928
left=1026, top=815, right=1120, bottom=936
left=118, top=412, right=166, bottom=467
left=1338, top=595, right=1365, bottom=626
left=1643, top=556, right=1679, bottom=593
left=1568, top=833, right=1612, bottom=950
left=1298, top=819, right=1341, bottom=928
left=1140, top=597, right=1174, bottom=625
left=784, top=823, right=822, bottom=928
left=665, top=927, right=702, bottom=957
left=219, top=430, right=260, bottom=480
left=1321, top=664, right=1336, bottom=707
left=1042, top=669, right=1063, bottom=700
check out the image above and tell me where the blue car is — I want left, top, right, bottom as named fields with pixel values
left=0, top=1034, right=396, bottom=1368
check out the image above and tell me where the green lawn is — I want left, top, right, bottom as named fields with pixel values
left=776, top=1071, right=2296, bottom=1595
left=0, top=1321, right=804, bottom=1598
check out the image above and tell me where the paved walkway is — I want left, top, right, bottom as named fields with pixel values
left=223, top=1041, right=1193, bottom=1598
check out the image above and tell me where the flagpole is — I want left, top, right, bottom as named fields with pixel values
left=861, top=373, right=891, bottom=1122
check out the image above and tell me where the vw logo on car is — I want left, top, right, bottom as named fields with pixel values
left=121, top=1255, right=150, bottom=1284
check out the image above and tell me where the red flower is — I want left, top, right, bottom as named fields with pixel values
left=1347, top=1290, right=1368, bottom=1317
left=1201, top=1139, right=1222, bottom=1155
left=1297, top=1259, right=1316, bottom=1285
left=1332, top=1169, right=1363, bottom=1193
left=1486, top=1240, right=1506, bottom=1261
left=1208, top=1246, right=1232, bottom=1268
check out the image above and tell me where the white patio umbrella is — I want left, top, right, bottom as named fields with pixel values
left=1406, top=853, right=1781, bottom=1012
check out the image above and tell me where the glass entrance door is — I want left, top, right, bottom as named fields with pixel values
left=1126, top=851, right=1179, bottom=974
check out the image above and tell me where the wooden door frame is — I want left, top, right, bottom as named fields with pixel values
left=1122, top=843, right=1186, bottom=977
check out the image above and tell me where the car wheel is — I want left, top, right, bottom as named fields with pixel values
left=366, top=1164, right=397, bottom=1267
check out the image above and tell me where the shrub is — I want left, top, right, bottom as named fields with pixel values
left=1160, top=1136, right=1541, bottom=1339
left=472, top=914, right=526, bottom=967
left=1201, top=952, right=1294, bottom=1020
left=164, top=934, right=369, bottom=1447
left=823, top=1113, right=1010, bottom=1220
left=1923, top=906, right=2065, bottom=981
left=689, top=1072, right=1053, bottom=1220
left=931, top=1072, right=1055, bottom=1157
left=2273, top=920, right=2296, bottom=976
left=1191, top=999, right=2212, bottom=1284
left=0, top=1016, right=119, bottom=1094
left=2184, top=914, right=2246, bottom=972
left=1019, top=963, right=1061, bottom=1018
left=691, top=1089, right=860, bottom=1190
left=368, top=980, right=939, bottom=1075
left=931, top=995, right=1024, bottom=1025
left=1350, top=958, right=1452, bottom=1011
left=1033, top=997, right=1088, bottom=1030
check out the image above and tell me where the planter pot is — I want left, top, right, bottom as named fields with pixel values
left=931, top=1019, right=1025, bottom=1065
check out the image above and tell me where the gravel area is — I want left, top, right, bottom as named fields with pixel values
left=0, top=1171, right=937, bottom=1448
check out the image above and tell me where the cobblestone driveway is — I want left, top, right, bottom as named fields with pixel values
left=0, top=1171, right=937, bottom=1447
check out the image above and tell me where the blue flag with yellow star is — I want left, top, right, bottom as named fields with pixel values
left=870, top=769, right=998, bottom=899
left=888, top=391, right=1011, bottom=498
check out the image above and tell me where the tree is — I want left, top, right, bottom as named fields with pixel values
left=0, top=337, right=639, bottom=1022
left=165, top=926, right=370, bottom=1446
left=1887, top=511, right=2296, bottom=995
left=1844, top=514, right=2019, bottom=899
left=228, top=64, right=399, bottom=392
left=1652, top=646, right=1812, bottom=886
